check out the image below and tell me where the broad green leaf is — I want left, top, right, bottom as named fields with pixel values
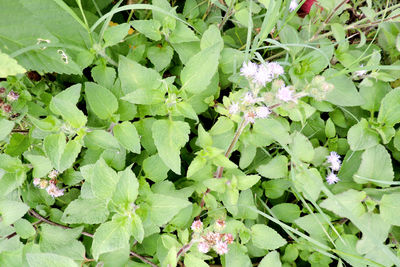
left=147, top=45, right=174, bottom=71
left=259, top=251, right=282, bottom=267
left=0, top=200, right=29, bottom=224
left=251, top=224, right=287, bottom=250
left=59, top=140, right=81, bottom=172
left=14, top=218, right=35, bottom=239
left=223, top=243, right=252, bottom=267
left=291, top=132, right=314, bottom=162
left=121, top=88, right=165, bottom=105
left=237, top=175, right=260, bottom=190
left=359, top=79, right=391, bottom=112
left=5, top=133, right=30, bottom=157
left=169, top=22, right=199, bottom=44
left=0, top=154, right=23, bottom=172
left=143, top=154, right=169, bottom=182
left=377, top=87, right=400, bottom=126
left=0, top=51, right=26, bottom=77
left=184, top=253, right=208, bottom=267
left=271, top=203, right=301, bottom=223
left=295, top=213, right=330, bottom=240
left=257, top=155, right=288, bottom=179
left=152, top=120, right=190, bottom=174
left=131, top=20, right=161, bottom=41
left=263, top=179, right=290, bottom=199
left=90, top=158, right=119, bottom=200
left=380, top=193, right=400, bottom=226
left=118, top=56, right=161, bottom=94
left=200, top=25, right=223, bottom=51
left=0, top=119, right=14, bottom=141
left=113, top=122, right=140, bottom=153
left=24, top=154, right=52, bottom=178
left=320, top=189, right=366, bottom=219
left=220, top=48, right=245, bottom=74
left=293, top=168, right=322, bottom=202
left=91, top=65, right=116, bottom=89
left=103, top=23, right=130, bottom=47
left=181, top=43, right=221, bottom=94
left=354, top=144, right=394, bottom=187
left=324, top=69, right=365, bottom=107
left=347, top=119, right=380, bottom=151
left=85, top=82, right=118, bottom=120
left=92, top=219, right=130, bottom=260
left=253, top=118, right=290, bottom=146
left=61, top=198, right=109, bottom=224
left=147, top=193, right=191, bottom=226
left=84, top=130, right=120, bottom=150
left=130, top=213, right=144, bottom=243
left=112, top=167, right=139, bottom=205
left=44, top=133, right=81, bottom=172
left=26, top=253, right=78, bottom=267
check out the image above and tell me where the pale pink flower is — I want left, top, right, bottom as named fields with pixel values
left=39, top=179, right=48, bottom=189
left=242, top=92, right=257, bottom=105
left=229, top=102, right=240, bottom=114
left=198, top=242, right=210, bottom=253
left=267, top=62, right=284, bottom=78
left=289, top=0, right=298, bottom=12
left=244, top=110, right=256, bottom=124
left=214, top=240, right=229, bottom=255
left=33, top=178, right=40, bottom=187
left=215, top=219, right=226, bottom=231
left=256, top=106, right=271, bottom=119
left=326, top=172, right=340, bottom=185
left=191, top=220, right=203, bottom=232
left=354, top=64, right=367, bottom=77
left=204, top=232, right=219, bottom=244
left=240, top=61, right=258, bottom=78
left=277, top=86, right=295, bottom=103
left=48, top=169, right=59, bottom=179
left=46, top=184, right=64, bottom=197
left=7, top=90, right=19, bottom=102
left=254, top=64, right=272, bottom=87
left=326, top=151, right=341, bottom=171
left=224, top=233, right=234, bottom=244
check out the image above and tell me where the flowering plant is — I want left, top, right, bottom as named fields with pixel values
left=0, top=0, right=400, bottom=266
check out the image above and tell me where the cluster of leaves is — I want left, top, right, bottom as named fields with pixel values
left=1, top=0, right=400, bottom=266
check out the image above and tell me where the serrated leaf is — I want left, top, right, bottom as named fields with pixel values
left=84, top=130, right=120, bottom=150
left=61, top=198, right=109, bottom=224
left=90, top=158, right=119, bottom=200
left=113, top=122, right=140, bottom=153
left=131, top=20, right=161, bottom=41
left=85, top=82, right=118, bottom=120
left=143, top=154, right=169, bottom=182
left=380, top=193, right=400, bottom=226
left=26, top=253, right=78, bottom=267
left=147, top=193, right=191, bottom=226
left=103, top=23, right=130, bottom=47
left=152, top=120, right=190, bottom=174
left=0, top=200, right=29, bottom=224
left=377, top=88, right=400, bottom=127
left=112, top=166, right=138, bottom=205
left=251, top=224, right=287, bottom=250
left=24, top=154, right=53, bottom=178
left=0, top=119, right=14, bottom=141
left=291, top=132, right=314, bottom=162
left=257, top=155, right=288, bottom=179
left=347, top=118, right=380, bottom=151
left=0, top=51, right=25, bottom=77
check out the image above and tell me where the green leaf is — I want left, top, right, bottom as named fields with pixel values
left=0, top=51, right=26, bottom=77
left=0, top=119, right=14, bottom=141
left=347, top=118, right=380, bottom=151
left=380, top=193, right=400, bottom=226
left=26, top=253, right=78, bottom=267
left=0, top=154, right=23, bottom=172
left=293, top=168, right=322, bottom=202
left=359, top=79, right=391, bottom=112
left=143, top=154, right=169, bottom=182
left=354, top=144, right=394, bottom=187
left=147, top=193, right=191, bottom=226
left=324, top=69, right=365, bottom=107
left=49, top=85, right=86, bottom=128
left=5, top=133, right=30, bottom=157
left=0, top=200, right=29, bottom=224
left=14, top=218, right=35, bottom=239
left=257, top=155, right=288, bottom=179
left=118, top=56, right=161, bottom=94
left=320, top=189, right=366, bottom=219
left=377, top=88, right=400, bottom=126
left=90, top=158, right=119, bottom=200
left=223, top=244, right=252, bottom=267
left=131, top=20, right=161, bottom=41
left=85, top=82, right=118, bottom=120
left=291, top=132, right=314, bottom=162
left=251, top=224, right=287, bottom=250
left=147, top=45, right=174, bottom=71
left=253, top=118, right=290, bottom=146
left=271, top=203, right=301, bottom=223
left=59, top=140, right=81, bottom=172
left=263, top=179, right=290, bottom=199
left=44, top=133, right=81, bottom=172
left=84, top=130, right=120, bottom=150
left=24, top=154, right=53, bottom=178
left=200, top=25, right=223, bottom=51
left=259, top=251, right=282, bottom=267
left=61, top=198, right=109, bottom=224
left=112, top=166, right=138, bottom=205
left=184, top=253, right=208, bottom=267
left=103, top=23, right=130, bottom=47
left=152, top=120, right=190, bottom=174
left=220, top=48, right=245, bottom=74
left=180, top=43, right=221, bottom=94
left=92, top=219, right=130, bottom=260
left=130, top=213, right=144, bottom=243
left=237, top=175, right=260, bottom=190
left=169, top=22, right=199, bottom=43
left=121, top=88, right=165, bottom=105
left=113, top=122, right=140, bottom=153
left=91, top=65, right=116, bottom=89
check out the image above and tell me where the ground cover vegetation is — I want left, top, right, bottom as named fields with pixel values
left=1, top=0, right=400, bottom=266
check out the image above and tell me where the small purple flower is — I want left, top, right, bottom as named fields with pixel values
left=0, top=87, right=5, bottom=95
left=7, top=90, right=19, bottom=102
left=289, top=0, right=298, bottom=12
left=240, top=61, right=258, bottom=78
left=214, top=240, right=229, bottom=255
left=229, top=102, right=240, bottom=114
left=326, top=151, right=341, bottom=171
left=326, top=172, right=340, bottom=185
left=277, top=86, right=295, bottom=103
left=256, top=106, right=271, bottom=119
left=253, top=64, right=272, bottom=87
left=198, top=242, right=210, bottom=253
left=267, top=62, right=284, bottom=78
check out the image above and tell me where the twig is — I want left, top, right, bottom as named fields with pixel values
left=27, top=209, right=158, bottom=266
left=176, top=240, right=194, bottom=259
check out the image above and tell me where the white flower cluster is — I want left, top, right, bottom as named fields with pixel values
left=32, top=169, right=64, bottom=197
left=325, top=151, right=341, bottom=184
left=240, top=61, right=284, bottom=87
left=191, top=219, right=234, bottom=256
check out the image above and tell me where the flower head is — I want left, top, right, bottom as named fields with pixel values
left=242, top=92, right=258, bottom=105
left=240, top=61, right=258, bottom=78
left=214, top=240, right=229, bottom=255
left=46, top=183, right=64, bottom=198
left=198, top=242, right=210, bottom=253
left=256, top=106, right=271, bottom=119
left=0, top=87, right=5, bottom=95
left=354, top=64, right=367, bottom=77
left=223, top=233, right=234, bottom=244
left=39, top=179, right=48, bottom=189
left=244, top=110, right=256, bottom=124
left=253, top=64, right=272, bottom=87
left=229, top=102, right=240, bottom=115
left=215, top=219, right=226, bottom=231
left=33, top=178, right=40, bottom=187
left=191, top=220, right=203, bottom=232
left=277, top=86, right=296, bottom=103
left=326, top=172, right=340, bottom=185
left=48, top=169, right=59, bottom=179
left=2, top=104, right=11, bottom=113
left=289, top=0, right=298, bottom=12
left=326, top=151, right=341, bottom=171
left=7, top=90, right=19, bottom=102
left=267, top=62, right=284, bottom=78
